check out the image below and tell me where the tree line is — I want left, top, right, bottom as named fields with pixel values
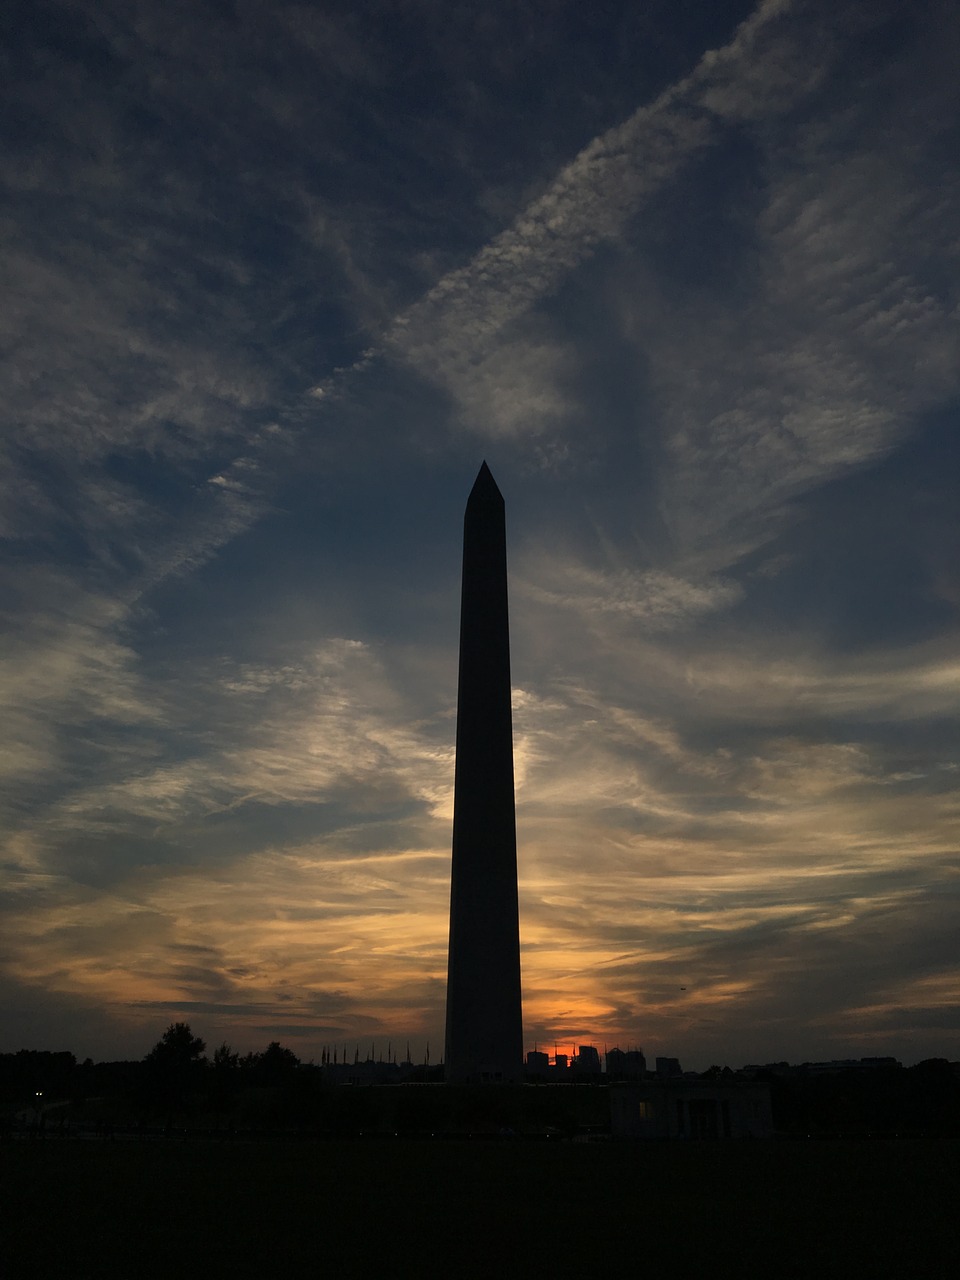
left=0, top=1023, right=306, bottom=1117
left=3, top=1029, right=959, bottom=1137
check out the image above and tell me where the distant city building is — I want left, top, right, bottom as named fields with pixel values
left=610, top=1079, right=773, bottom=1139
left=606, top=1047, right=647, bottom=1079
left=742, top=1057, right=903, bottom=1079
left=573, top=1045, right=602, bottom=1077
left=526, top=1050, right=549, bottom=1078
left=656, top=1056, right=682, bottom=1078
left=804, top=1057, right=902, bottom=1075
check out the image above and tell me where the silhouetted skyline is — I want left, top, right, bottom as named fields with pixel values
left=2, top=1, right=958, bottom=1071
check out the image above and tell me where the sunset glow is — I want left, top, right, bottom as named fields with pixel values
left=2, top=0, right=958, bottom=1069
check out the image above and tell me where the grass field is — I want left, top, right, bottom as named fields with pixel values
left=2, top=1137, right=958, bottom=1278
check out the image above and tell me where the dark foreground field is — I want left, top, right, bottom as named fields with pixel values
left=2, top=1137, right=958, bottom=1278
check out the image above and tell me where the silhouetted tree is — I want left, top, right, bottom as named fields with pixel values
left=213, top=1042, right=240, bottom=1072
left=143, top=1023, right=207, bottom=1113
left=146, top=1023, right=206, bottom=1068
left=256, top=1041, right=300, bottom=1086
left=206, top=1041, right=241, bottom=1109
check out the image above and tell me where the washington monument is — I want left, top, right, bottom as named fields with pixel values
left=444, top=462, right=523, bottom=1084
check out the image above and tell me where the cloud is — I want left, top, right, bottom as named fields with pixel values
left=382, top=0, right=825, bottom=436
left=0, top=578, right=159, bottom=806
left=519, top=554, right=742, bottom=630
left=656, top=642, right=960, bottom=724
left=645, top=42, right=960, bottom=560
left=1, top=834, right=451, bottom=1058
left=504, top=592, right=959, bottom=1063
left=518, top=833, right=960, bottom=1063
left=7, top=637, right=451, bottom=869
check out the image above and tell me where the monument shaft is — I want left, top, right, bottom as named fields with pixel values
left=444, top=463, right=523, bottom=1084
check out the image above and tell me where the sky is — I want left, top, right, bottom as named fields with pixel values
left=2, top=0, right=958, bottom=1071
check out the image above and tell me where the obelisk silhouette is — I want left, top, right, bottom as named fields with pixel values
left=444, top=462, right=523, bottom=1084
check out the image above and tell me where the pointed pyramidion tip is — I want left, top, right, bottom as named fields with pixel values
left=468, top=460, right=503, bottom=505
